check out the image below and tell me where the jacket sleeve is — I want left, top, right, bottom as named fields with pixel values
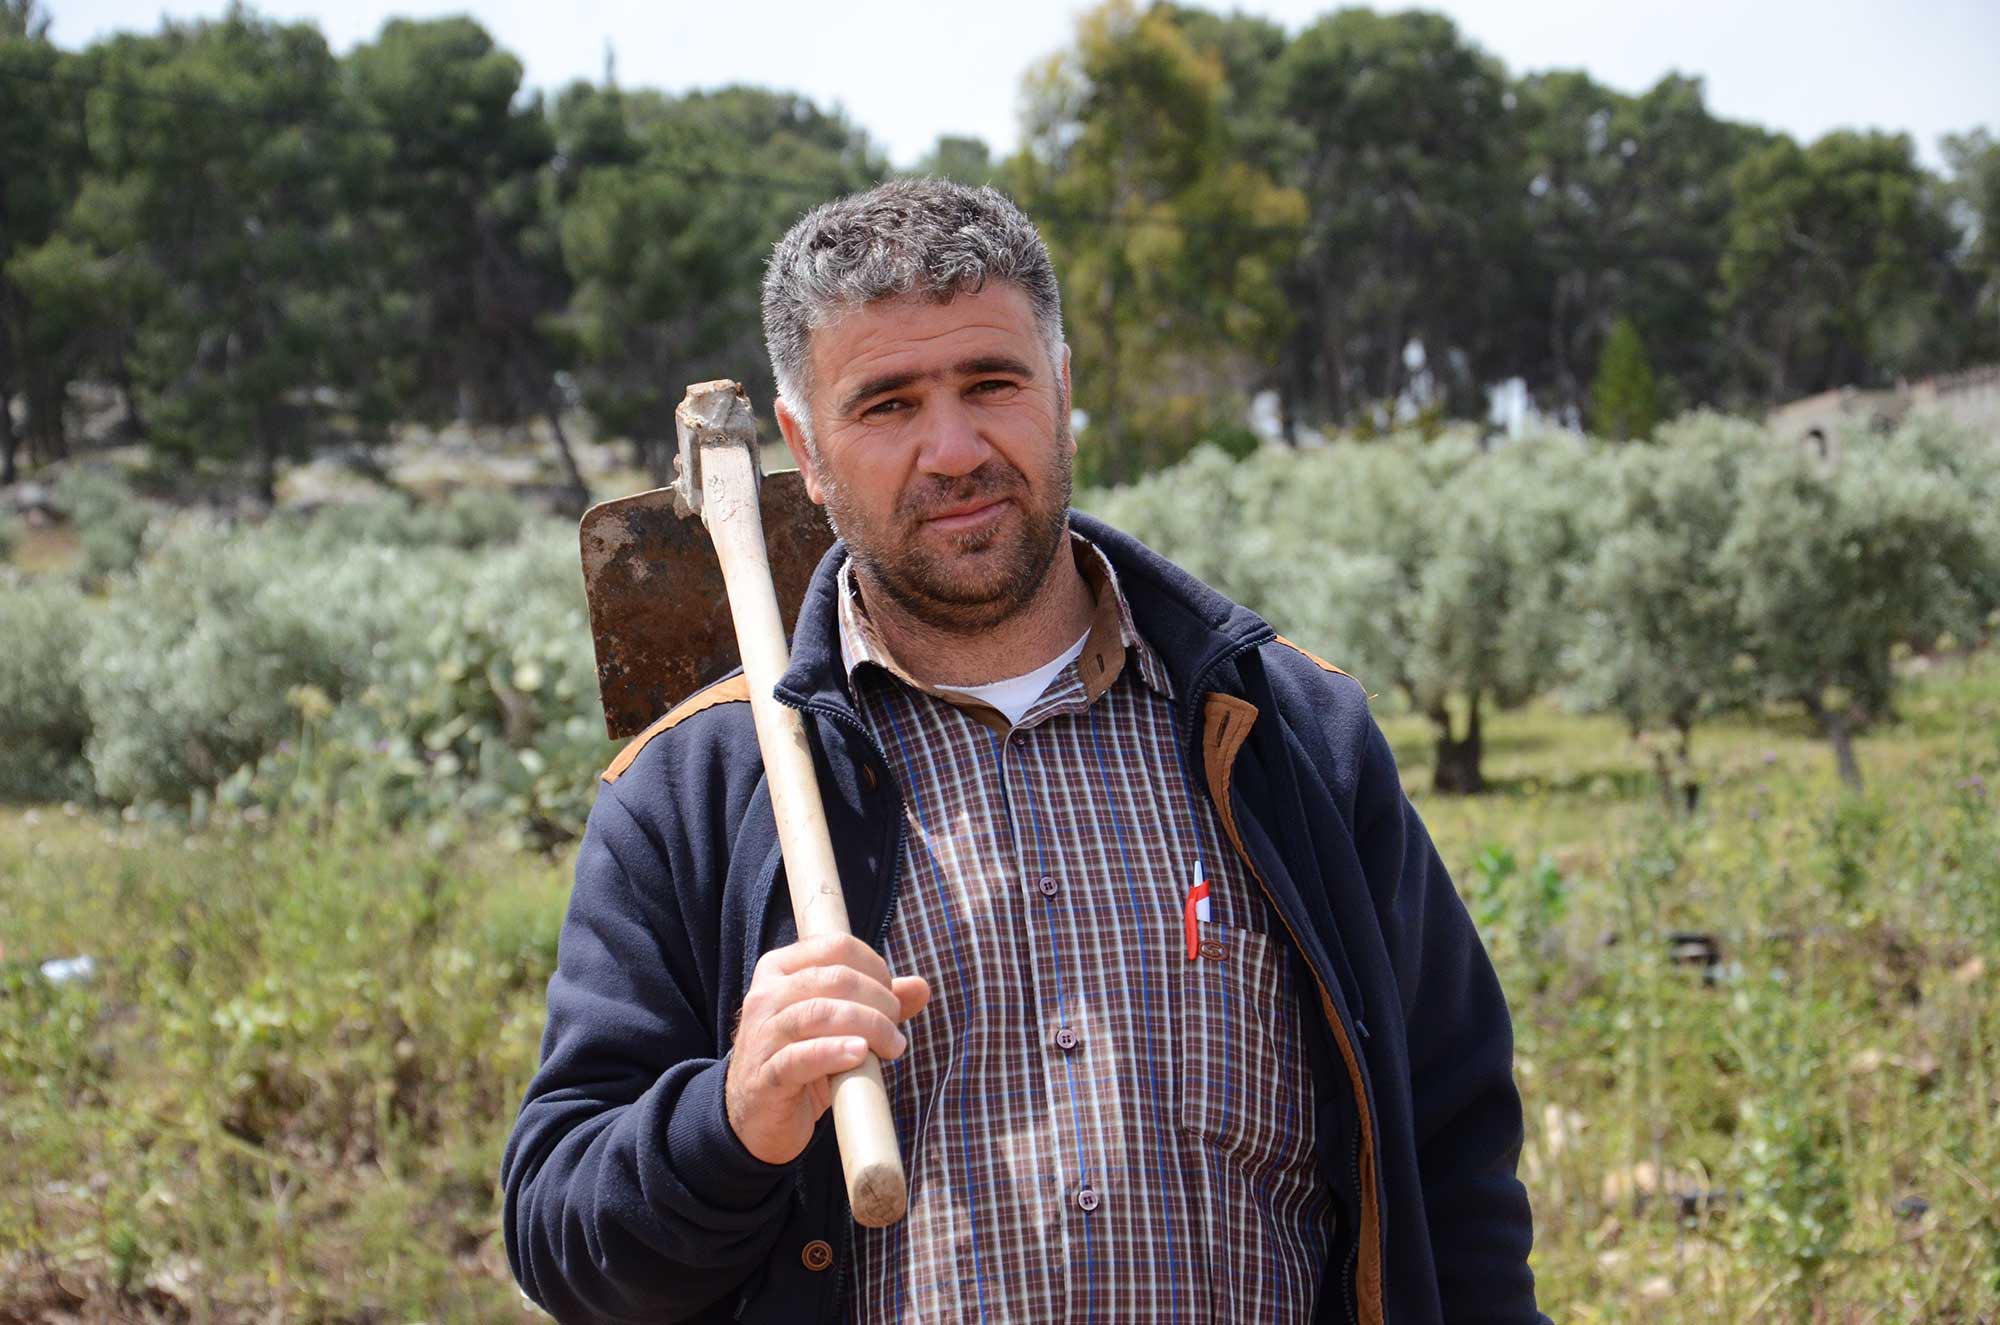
left=1350, top=712, right=1545, bottom=1325
left=501, top=785, right=796, bottom=1324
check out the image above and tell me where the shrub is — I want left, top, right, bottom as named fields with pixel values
left=218, top=525, right=615, bottom=844
left=0, top=580, right=96, bottom=800
left=52, top=465, right=150, bottom=580
left=280, top=487, right=532, bottom=554
left=0, top=507, right=20, bottom=564
left=77, top=524, right=433, bottom=803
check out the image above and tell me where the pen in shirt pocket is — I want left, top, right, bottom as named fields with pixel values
left=1183, top=858, right=1210, bottom=960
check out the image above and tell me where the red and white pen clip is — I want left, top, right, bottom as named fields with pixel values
left=1183, top=858, right=1211, bottom=960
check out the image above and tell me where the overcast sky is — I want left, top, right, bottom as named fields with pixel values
left=48, top=0, right=2000, bottom=170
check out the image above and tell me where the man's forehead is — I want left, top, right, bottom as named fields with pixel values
left=812, top=285, right=1040, bottom=370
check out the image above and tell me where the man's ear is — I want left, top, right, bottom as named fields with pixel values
left=773, top=396, right=826, bottom=505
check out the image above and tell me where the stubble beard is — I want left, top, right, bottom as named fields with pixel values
left=817, top=420, right=1075, bottom=636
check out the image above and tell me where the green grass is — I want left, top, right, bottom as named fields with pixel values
left=0, top=812, right=568, bottom=1321
left=1395, top=654, right=2000, bottom=1321
left=2, top=655, right=1997, bottom=1321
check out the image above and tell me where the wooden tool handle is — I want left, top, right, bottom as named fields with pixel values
left=699, top=441, right=909, bottom=1229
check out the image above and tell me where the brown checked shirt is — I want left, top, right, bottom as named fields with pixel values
left=839, top=535, right=1334, bottom=1323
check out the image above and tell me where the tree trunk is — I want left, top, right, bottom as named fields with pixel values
left=254, top=403, right=278, bottom=507
left=542, top=401, right=590, bottom=516
left=1, top=378, right=17, bottom=486
left=1324, top=334, right=1347, bottom=425
left=1649, top=741, right=1679, bottom=818
left=114, top=354, right=148, bottom=442
left=23, top=383, right=67, bottom=467
left=1429, top=691, right=1486, bottom=795
left=1822, top=710, right=1863, bottom=792
left=644, top=432, right=672, bottom=487
left=1648, top=723, right=1702, bottom=816
left=1551, top=272, right=1580, bottom=427
left=1804, top=694, right=1864, bottom=791
left=1279, top=314, right=1312, bottom=446
left=1675, top=724, right=1701, bottom=815
left=0, top=302, right=16, bottom=482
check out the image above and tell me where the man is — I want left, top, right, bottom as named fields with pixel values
left=502, top=180, right=1543, bottom=1324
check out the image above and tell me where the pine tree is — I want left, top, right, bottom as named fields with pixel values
left=1590, top=316, right=1661, bottom=441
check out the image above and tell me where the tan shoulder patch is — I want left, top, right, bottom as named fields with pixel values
left=600, top=674, right=752, bottom=784
left=1273, top=634, right=1353, bottom=679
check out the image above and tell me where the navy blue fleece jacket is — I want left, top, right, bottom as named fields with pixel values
left=500, top=511, right=1544, bottom=1324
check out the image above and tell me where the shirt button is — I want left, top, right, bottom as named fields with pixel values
left=1076, top=1185, right=1100, bottom=1213
left=1037, top=875, right=1059, bottom=897
left=801, top=1239, right=834, bottom=1272
left=1054, top=1026, right=1079, bottom=1052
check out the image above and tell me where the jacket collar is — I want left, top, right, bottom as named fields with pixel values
left=774, top=508, right=1275, bottom=728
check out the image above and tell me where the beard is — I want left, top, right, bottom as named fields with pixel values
left=818, top=419, right=1075, bottom=635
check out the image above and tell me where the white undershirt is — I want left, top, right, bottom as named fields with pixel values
left=936, top=627, right=1091, bottom=727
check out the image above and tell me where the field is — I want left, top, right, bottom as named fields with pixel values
left=3, top=650, right=1997, bottom=1322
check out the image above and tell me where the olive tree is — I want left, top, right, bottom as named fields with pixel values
left=1082, top=437, right=1450, bottom=708
left=1720, top=420, right=2000, bottom=790
left=1090, top=434, right=1607, bottom=793
left=1386, top=436, right=1608, bottom=791
left=1568, top=412, right=1762, bottom=813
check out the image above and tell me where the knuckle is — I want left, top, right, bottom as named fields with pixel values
left=797, top=964, right=841, bottom=993
left=791, top=996, right=841, bottom=1033
left=761, top=1043, right=797, bottom=1078
left=813, top=964, right=869, bottom=999
left=803, top=932, right=847, bottom=959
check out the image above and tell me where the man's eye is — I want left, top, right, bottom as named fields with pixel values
left=863, top=399, right=907, bottom=417
left=971, top=380, right=1018, bottom=396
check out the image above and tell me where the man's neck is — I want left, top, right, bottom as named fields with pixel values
left=853, top=544, right=1095, bottom=689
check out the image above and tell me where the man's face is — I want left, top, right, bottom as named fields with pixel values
left=775, top=283, right=1076, bottom=633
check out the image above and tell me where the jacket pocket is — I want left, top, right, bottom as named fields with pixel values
left=1177, top=924, right=1317, bottom=1177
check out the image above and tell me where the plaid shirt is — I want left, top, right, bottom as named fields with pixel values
left=839, top=535, right=1334, bottom=1323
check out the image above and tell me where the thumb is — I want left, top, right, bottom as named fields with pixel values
left=891, top=974, right=932, bottom=1021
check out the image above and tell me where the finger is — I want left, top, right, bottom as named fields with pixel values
left=762, top=1035, right=869, bottom=1092
left=891, top=975, right=932, bottom=1021
left=780, top=964, right=904, bottom=1024
left=775, top=997, right=909, bottom=1061
left=763, top=932, right=895, bottom=988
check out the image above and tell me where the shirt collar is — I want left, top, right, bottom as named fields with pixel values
left=837, top=531, right=1173, bottom=719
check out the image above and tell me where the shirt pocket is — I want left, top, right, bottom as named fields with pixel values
left=1177, top=924, right=1316, bottom=1177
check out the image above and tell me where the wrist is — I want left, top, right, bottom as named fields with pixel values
left=667, top=1056, right=795, bottom=1211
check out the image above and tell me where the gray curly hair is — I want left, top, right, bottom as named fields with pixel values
left=761, top=178, right=1065, bottom=447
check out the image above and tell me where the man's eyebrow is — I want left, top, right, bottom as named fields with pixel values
left=836, top=356, right=1039, bottom=416
left=838, top=371, right=921, bottom=417
left=958, top=355, right=1037, bottom=380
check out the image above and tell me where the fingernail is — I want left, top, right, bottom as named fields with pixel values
left=891, top=1030, right=908, bottom=1056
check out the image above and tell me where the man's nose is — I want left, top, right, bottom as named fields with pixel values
left=915, top=396, right=993, bottom=478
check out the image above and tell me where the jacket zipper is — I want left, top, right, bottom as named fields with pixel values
left=1185, top=640, right=1382, bottom=1325
left=779, top=696, right=908, bottom=949
left=777, top=692, right=907, bottom=1323
left=1232, top=832, right=1376, bottom=1325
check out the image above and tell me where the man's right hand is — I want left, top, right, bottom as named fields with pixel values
left=724, top=933, right=931, bottom=1166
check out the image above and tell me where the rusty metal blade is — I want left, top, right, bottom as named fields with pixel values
left=580, top=469, right=836, bottom=739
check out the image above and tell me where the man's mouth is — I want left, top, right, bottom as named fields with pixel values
left=919, top=497, right=1009, bottom=533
